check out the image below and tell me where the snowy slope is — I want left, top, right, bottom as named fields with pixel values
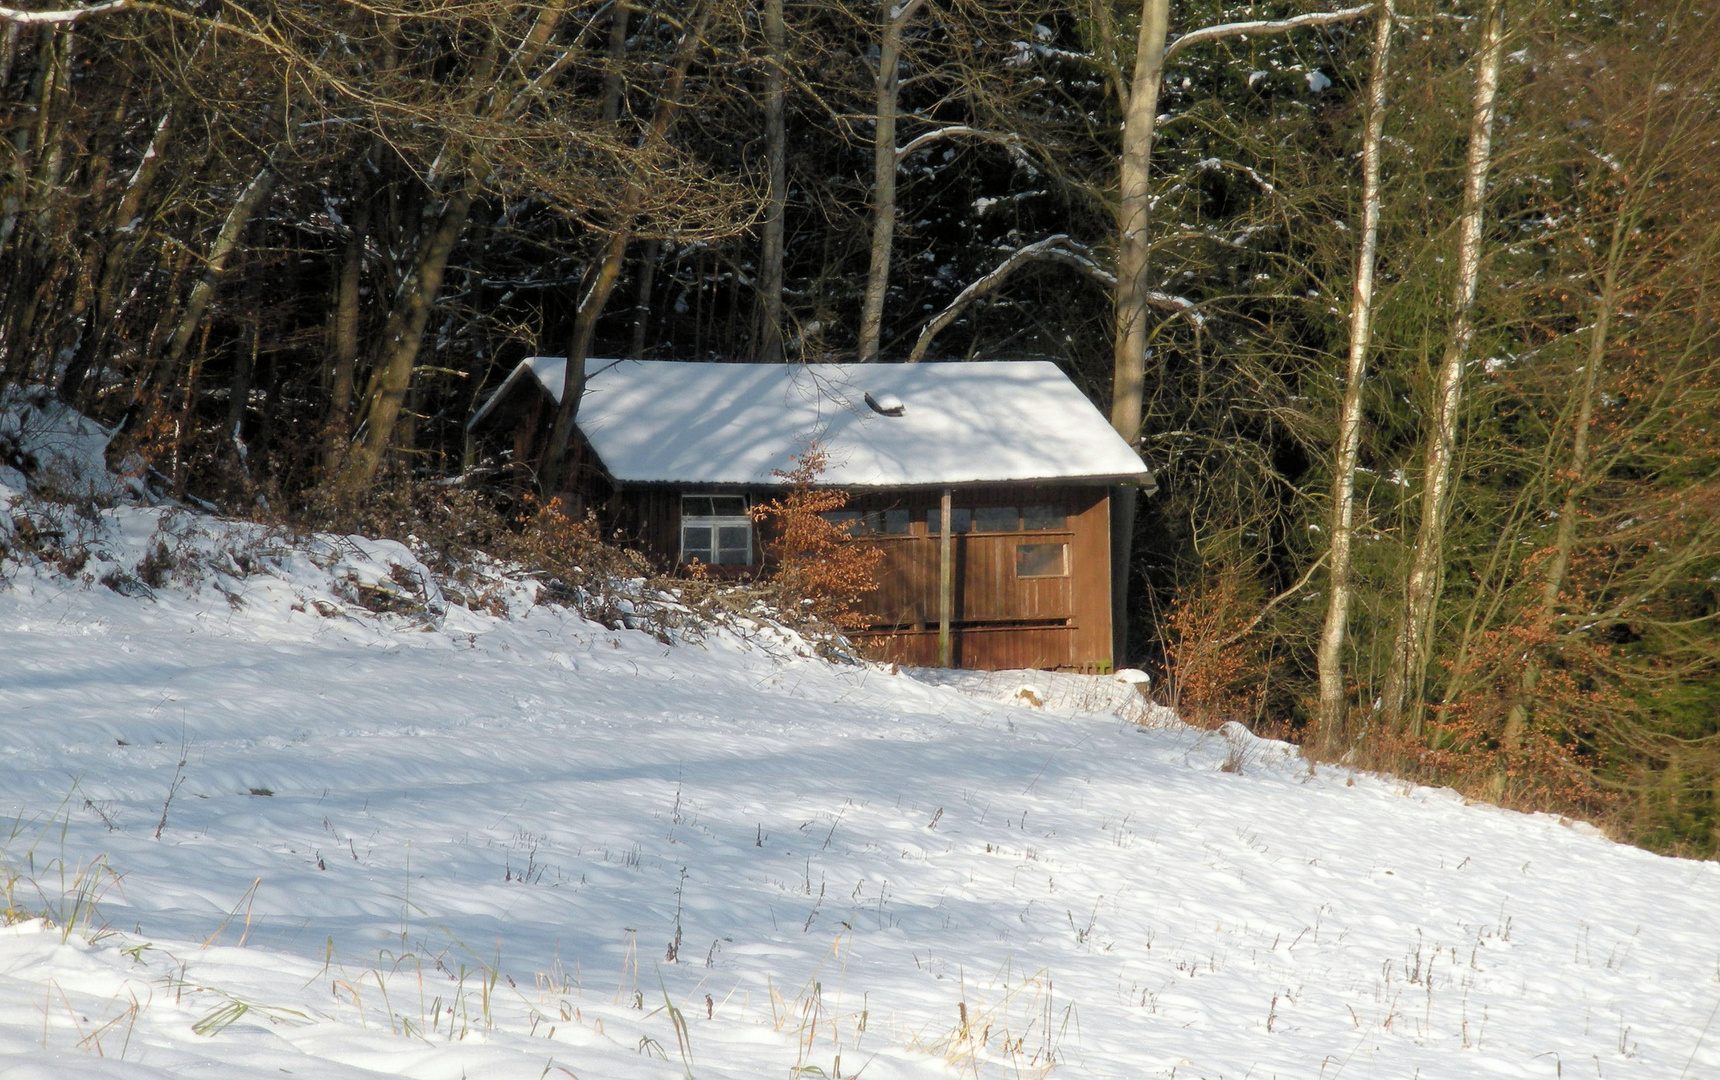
left=1, top=494, right=1718, bottom=1079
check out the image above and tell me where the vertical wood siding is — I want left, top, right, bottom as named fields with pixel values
left=847, top=485, right=1114, bottom=671
left=476, top=396, right=1121, bottom=671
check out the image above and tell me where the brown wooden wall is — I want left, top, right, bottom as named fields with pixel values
left=844, top=485, right=1112, bottom=671
left=476, top=393, right=1116, bottom=671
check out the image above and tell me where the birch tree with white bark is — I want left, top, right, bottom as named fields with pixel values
left=1376, top=0, right=1507, bottom=737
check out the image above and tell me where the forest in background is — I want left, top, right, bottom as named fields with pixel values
left=0, top=0, right=1715, bottom=855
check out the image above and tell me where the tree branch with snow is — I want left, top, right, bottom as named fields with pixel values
left=1163, top=4, right=1376, bottom=64
left=907, top=235, right=1203, bottom=364
left=0, top=1, right=129, bottom=23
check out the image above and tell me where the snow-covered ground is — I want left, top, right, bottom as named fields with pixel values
left=1, top=402, right=1717, bottom=1079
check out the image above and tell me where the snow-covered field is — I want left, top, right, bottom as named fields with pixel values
left=1, top=401, right=1718, bottom=1079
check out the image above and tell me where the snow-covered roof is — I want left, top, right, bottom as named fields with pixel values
left=471, top=358, right=1155, bottom=489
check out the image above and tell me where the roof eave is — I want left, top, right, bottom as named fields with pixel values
left=607, top=471, right=1157, bottom=491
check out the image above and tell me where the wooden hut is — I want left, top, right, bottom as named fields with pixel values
left=467, top=358, right=1155, bottom=671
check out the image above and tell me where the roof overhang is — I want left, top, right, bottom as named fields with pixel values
left=469, top=358, right=1157, bottom=493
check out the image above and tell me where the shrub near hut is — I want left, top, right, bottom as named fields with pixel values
left=750, top=447, right=883, bottom=630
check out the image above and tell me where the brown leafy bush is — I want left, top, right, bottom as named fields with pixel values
left=1162, top=564, right=1273, bottom=730
left=749, top=446, right=883, bottom=630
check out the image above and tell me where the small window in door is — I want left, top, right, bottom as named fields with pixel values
left=1015, top=542, right=1067, bottom=578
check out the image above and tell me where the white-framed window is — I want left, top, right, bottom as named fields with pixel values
left=681, top=494, right=753, bottom=566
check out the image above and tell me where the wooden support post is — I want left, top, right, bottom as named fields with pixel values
left=938, top=487, right=953, bottom=667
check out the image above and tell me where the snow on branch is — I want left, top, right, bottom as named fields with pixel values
left=0, top=0, right=128, bottom=23
left=907, top=236, right=1202, bottom=363
left=1163, top=4, right=1375, bottom=63
left=895, top=125, right=1014, bottom=165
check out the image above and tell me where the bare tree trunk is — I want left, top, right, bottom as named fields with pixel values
left=541, top=0, right=713, bottom=495
left=227, top=270, right=257, bottom=433
left=63, top=17, right=218, bottom=403
left=601, top=0, right=631, bottom=123
left=59, top=104, right=176, bottom=402
left=1314, top=0, right=1396, bottom=755
left=1107, top=0, right=1171, bottom=666
left=1378, top=0, right=1506, bottom=736
left=1104, top=3, right=1378, bottom=668
left=0, top=26, right=64, bottom=362
left=24, top=27, right=68, bottom=252
left=158, top=157, right=280, bottom=380
left=754, top=0, right=787, bottom=364
left=603, top=0, right=662, bottom=364
left=856, top=0, right=924, bottom=363
left=0, top=25, right=57, bottom=255
left=330, top=2, right=572, bottom=495
left=323, top=198, right=367, bottom=472
left=334, top=175, right=479, bottom=492
left=1494, top=212, right=1626, bottom=791
left=627, top=238, right=659, bottom=359
left=0, top=22, right=20, bottom=86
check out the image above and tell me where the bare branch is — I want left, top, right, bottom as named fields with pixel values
left=1163, top=4, right=1376, bottom=64
left=0, top=0, right=128, bottom=24
left=895, top=125, right=1010, bottom=164
left=1218, top=550, right=1331, bottom=648
left=907, top=235, right=1202, bottom=363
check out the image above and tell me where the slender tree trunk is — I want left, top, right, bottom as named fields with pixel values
left=1107, top=0, right=1171, bottom=667
left=1104, top=3, right=1376, bottom=669
left=1378, top=0, right=1507, bottom=736
left=0, top=22, right=19, bottom=87
left=60, top=104, right=176, bottom=402
left=856, top=0, right=924, bottom=362
left=628, top=238, right=659, bottom=359
left=158, top=157, right=280, bottom=382
left=0, top=25, right=47, bottom=259
left=754, top=0, right=787, bottom=364
left=1315, top=0, right=1396, bottom=755
left=334, top=175, right=480, bottom=493
left=329, top=2, right=570, bottom=494
left=601, top=0, right=631, bottom=124
left=227, top=271, right=257, bottom=434
left=323, top=198, right=367, bottom=471
left=541, top=0, right=713, bottom=495
left=24, top=27, right=69, bottom=254
left=0, top=27, right=61, bottom=361
left=1495, top=213, right=1626, bottom=790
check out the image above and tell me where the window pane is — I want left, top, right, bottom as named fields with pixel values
left=974, top=506, right=1019, bottom=533
left=681, top=525, right=714, bottom=562
left=882, top=508, right=911, bottom=534
left=710, top=495, right=748, bottom=516
left=821, top=510, right=863, bottom=536
left=1023, top=505, right=1067, bottom=530
left=927, top=507, right=972, bottom=534
left=715, top=524, right=751, bottom=565
left=1016, top=542, right=1067, bottom=577
left=681, top=496, right=712, bottom=517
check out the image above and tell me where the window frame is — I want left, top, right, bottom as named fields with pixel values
left=1014, top=541, right=1069, bottom=578
left=680, top=493, right=754, bottom=567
